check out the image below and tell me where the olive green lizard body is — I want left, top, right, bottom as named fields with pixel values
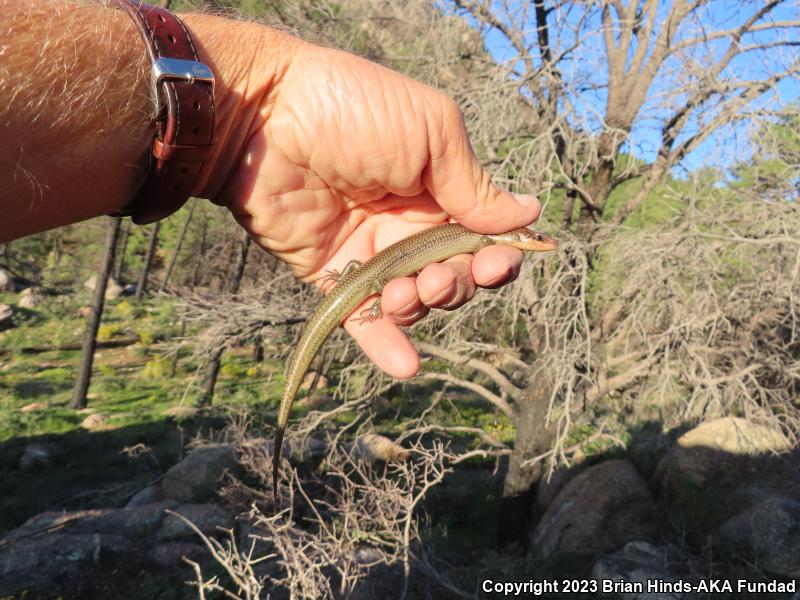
left=273, top=223, right=558, bottom=496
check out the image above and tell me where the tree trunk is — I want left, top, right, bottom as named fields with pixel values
left=198, top=230, right=252, bottom=406
left=497, top=378, right=560, bottom=550
left=253, top=333, right=264, bottom=362
left=135, top=222, right=160, bottom=300
left=114, top=219, right=131, bottom=282
left=198, top=347, right=224, bottom=406
left=170, top=319, right=187, bottom=376
left=190, top=217, right=208, bottom=290
left=160, top=204, right=194, bottom=292
left=229, top=230, right=252, bottom=293
left=70, top=218, right=122, bottom=409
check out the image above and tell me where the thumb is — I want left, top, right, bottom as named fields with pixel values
left=422, top=103, right=541, bottom=233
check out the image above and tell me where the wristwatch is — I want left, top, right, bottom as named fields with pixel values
left=111, top=0, right=216, bottom=224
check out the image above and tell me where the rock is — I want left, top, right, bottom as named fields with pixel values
left=237, top=521, right=274, bottom=558
left=718, top=496, right=800, bottom=577
left=0, top=532, right=135, bottom=594
left=157, top=503, right=234, bottom=541
left=295, top=393, right=335, bottom=411
left=534, top=463, right=590, bottom=515
left=353, top=433, right=409, bottom=463
left=0, top=443, right=24, bottom=470
left=355, top=546, right=386, bottom=565
left=18, top=443, right=54, bottom=470
left=531, top=459, right=658, bottom=560
left=283, top=436, right=328, bottom=463
left=161, top=444, right=240, bottom=502
left=628, top=432, right=671, bottom=480
left=0, top=268, right=15, bottom=291
left=80, top=413, right=109, bottom=429
left=148, top=541, right=207, bottom=567
left=6, top=502, right=177, bottom=541
left=126, top=485, right=164, bottom=508
left=654, top=417, right=796, bottom=527
left=592, top=541, right=700, bottom=599
left=20, top=402, right=48, bottom=413
left=84, top=275, right=123, bottom=300
left=163, top=405, right=199, bottom=418
left=300, top=371, right=329, bottom=390
left=656, top=418, right=791, bottom=489
left=0, top=303, right=13, bottom=329
left=121, top=283, right=138, bottom=297
left=18, top=287, right=44, bottom=309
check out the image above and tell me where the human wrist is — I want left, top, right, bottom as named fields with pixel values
left=178, top=13, right=302, bottom=202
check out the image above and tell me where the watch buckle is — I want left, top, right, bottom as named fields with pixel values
left=150, top=57, right=215, bottom=114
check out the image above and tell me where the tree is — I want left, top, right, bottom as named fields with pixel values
left=198, top=229, right=252, bottom=405
left=434, top=0, right=800, bottom=547
left=113, top=219, right=131, bottom=282
left=160, top=203, right=194, bottom=292
left=70, top=218, right=122, bottom=409
left=135, top=222, right=160, bottom=300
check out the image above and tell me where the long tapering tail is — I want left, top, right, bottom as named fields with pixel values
left=272, top=426, right=285, bottom=502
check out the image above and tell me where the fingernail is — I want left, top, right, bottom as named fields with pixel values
left=513, top=193, right=538, bottom=206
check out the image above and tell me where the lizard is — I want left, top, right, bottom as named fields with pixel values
left=272, top=223, right=558, bottom=497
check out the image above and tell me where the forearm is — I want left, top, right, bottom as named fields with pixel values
left=0, top=0, right=298, bottom=243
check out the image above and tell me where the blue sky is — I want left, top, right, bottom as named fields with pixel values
left=449, top=1, right=800, bottom=174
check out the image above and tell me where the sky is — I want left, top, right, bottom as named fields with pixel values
left=448, top=0, right=800, bottom=175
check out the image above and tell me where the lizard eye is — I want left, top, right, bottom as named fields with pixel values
left=534, top=233, right=543, bottom=241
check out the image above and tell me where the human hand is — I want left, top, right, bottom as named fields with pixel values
left=189, top=19, right=542, bottom=379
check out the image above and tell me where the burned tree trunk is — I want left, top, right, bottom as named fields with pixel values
left=198, top=230, right=252, bottom=405
left=113, top=219, right=131, bottom=282
left=190, top=217, right=208, bottom=290
left=160, top=204, right=194, bottom=292
left=135, top=222, right=160, bottom=300
left=70, top=218, right=122, bottom=410
left=496, top=378, right=560, bottom=551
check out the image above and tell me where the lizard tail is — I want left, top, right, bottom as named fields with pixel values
left=273, top=426, right=285, bottom=503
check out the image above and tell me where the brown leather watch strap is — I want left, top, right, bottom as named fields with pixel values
left=112, top=0, right=215, bottom=224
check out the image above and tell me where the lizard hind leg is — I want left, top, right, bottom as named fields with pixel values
left=352, top=297, right=383, bottom=324
left=315, top=259, right=364, bottom=290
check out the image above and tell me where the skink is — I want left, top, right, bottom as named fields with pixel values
left=273, top=223, right=558, bottom=496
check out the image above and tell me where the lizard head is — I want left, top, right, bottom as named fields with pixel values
left=485, top=228, right=559, bottom=252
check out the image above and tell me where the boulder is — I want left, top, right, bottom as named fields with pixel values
left=718, top=496, right=800, bottom=577
left=148, top=542, right=207, bottom=567
left=84, top=275, right=123, bottom=300
left=240, top=436, right=328, bottom=467
left=18, top=287, right=44, bottom=309
left=534, top=463, right=590, bottom=515
left=628, top=430, right=672, bottom=480
left=0, top=443, right=24, bottom=470
left=157, top=503, right=234, bottom=541
left=80, top=413, right=109, bottom=429
left=353, top=433, right=409, bottom=463
left=20, top=402, right=48, bottom=413
left=0, top=303, right=12, bottom=329
left=0, top=532, right=134, bottom=594
left=654, top=417, right=796, bottom=527
left=531, top=459, right=658, bottom=560
left=6, top=502, right=177, bottom=541
left=355, top=546, right=386, bottom=565
left=126, top=484, right=164, bottom=508
left=161, top=444, right=240, bottom=502
left=0, top=268, right=15, bottom=291
left=592, top=541, right=700, bottom=599
left=18, top=443, right=55, bottom=470
left=300, top=371, right=329, bottom=390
